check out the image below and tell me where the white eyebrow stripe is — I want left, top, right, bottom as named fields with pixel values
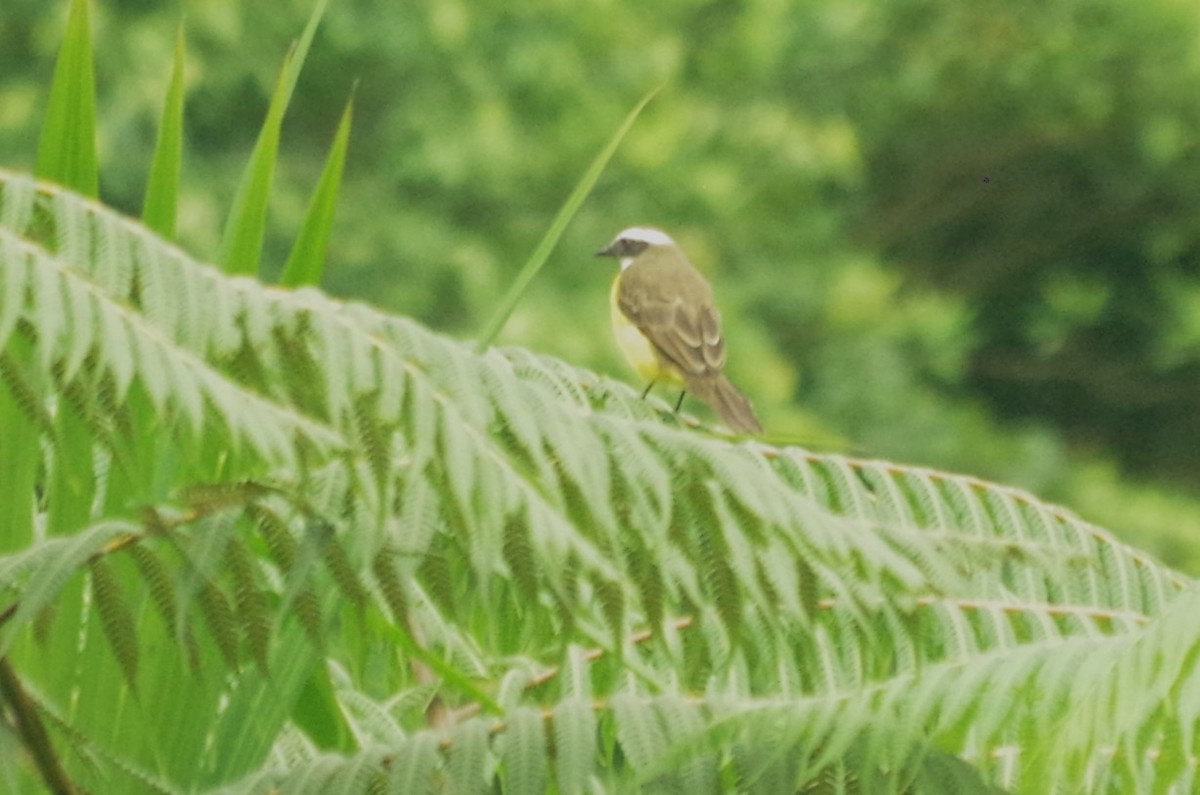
left=615, top=227, right=675, bottom=246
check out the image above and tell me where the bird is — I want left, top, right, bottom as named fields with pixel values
left=595, top=226, right=763, bottom=435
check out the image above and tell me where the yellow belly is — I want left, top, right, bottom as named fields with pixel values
left=610, top=277, right=685, bottom=387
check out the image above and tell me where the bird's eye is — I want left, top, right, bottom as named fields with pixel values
left=617, top=239, right=647, bottom=256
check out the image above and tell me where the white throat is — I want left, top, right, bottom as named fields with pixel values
left=619, top=256, right=636, bottom=271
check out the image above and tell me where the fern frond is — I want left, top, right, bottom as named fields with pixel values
left=552, top=696, right=598, bottom=793
left=0, top=228, right=341, bottom=471
left=225, top=537, right=272, bottom=673
left=6, top=170, right=1200, bottom=792
left=387, top=733, right=440, bottom=794
left=443, top=719, right=491, bottom=795
left=87, top=557, right=139, bottom=688
left=0, top=521, right=138, bottom=652
left=197, top=579, right=240, bottom=671
left=501, top=706, right=548, bottom=795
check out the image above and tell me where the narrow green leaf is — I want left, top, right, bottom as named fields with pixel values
left=141, top=26, right=187, bottom=239
left=203, top=625, right=323, bottom=781
left=35, top=0, right=99, bottom=196
left=218, top=0, right=330, bottom=275
left=292, top=664, right=354, bottom=752
left=47, top=402, right=95, bottom=537
left=372, top=599, right=504, bottom=715
left=216, top=63, right=286, bottom=277
left=0, top=341, right=38, bottom=556
left=280, top=93, right=354, bottom=287
left=474, top=85, right=663, bottom=351
left=0, top=399, right=36, bottom=551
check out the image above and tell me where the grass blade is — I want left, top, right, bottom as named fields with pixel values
left=218, top=0, right=329, bottom=275
left=291, top=665, right=354, bottom=751
left=35, top=0, right=99, bottom=196
left=0, top=340, right=39, bottom=554
left=475, top=85, right=662, bottom=352
left=280, top=92, right=354, bottom=287
left=142, top=26, right=187, bottom=239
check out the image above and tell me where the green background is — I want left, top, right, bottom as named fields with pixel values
left=4, top=0, right=1200, bottom=569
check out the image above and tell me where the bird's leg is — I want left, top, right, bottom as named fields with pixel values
left=640, top=380, right=656, bottom=399
left=673, top=390, right=686, bottom=413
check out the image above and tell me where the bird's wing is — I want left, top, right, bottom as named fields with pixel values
left=618, top=260, right=727, bottom=379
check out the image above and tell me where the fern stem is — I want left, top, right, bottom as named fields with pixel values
left=0, top=658, right=78, bottom=795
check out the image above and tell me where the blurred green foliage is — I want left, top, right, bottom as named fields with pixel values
left=4, top=0, right=1200, bottom=570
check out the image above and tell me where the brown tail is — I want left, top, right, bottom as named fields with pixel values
left=687, top=374, right=763, bottom=435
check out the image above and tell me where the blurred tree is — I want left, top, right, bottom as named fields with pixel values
left=841, top=0, right=1200, bottom=484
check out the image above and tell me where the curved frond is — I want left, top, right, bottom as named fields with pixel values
left=1, top=171, right=1196, bottom=793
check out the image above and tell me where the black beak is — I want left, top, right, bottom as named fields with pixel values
left=595, top=243, right=615, bottom=257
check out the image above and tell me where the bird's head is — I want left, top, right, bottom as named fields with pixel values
left=595, top=227, right=676, bottom=269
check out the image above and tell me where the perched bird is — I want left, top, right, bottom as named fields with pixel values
left=596, top=226, right=763, bottom=435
